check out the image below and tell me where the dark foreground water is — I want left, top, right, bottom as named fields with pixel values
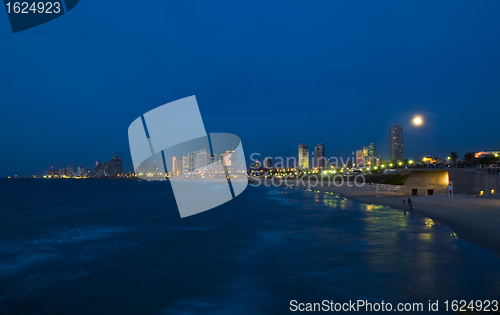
left=1, top=179, right=499, bottom=314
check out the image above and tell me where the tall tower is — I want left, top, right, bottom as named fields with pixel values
left=389, top=124, right=403, bottom=161
left=367, top=143, right=376, bottom=166
left=298, top=143, right=309, bottom=169
left=314, top=143, right=325, bottom=169
left=172, top=156, right=183, bottom=175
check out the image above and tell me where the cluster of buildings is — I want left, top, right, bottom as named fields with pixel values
left=47, top=165, right=77, bottom=178
left=136, top=149, right=241, bottom=178
left=92, top=156, right=123, bottom=178
left=252, top=123, right=408, bottom=174
left=297, top=143, right=326, bottom=169
left=355, top=143, right=379, bottom=169
left=45, top=155, right=123, bottom=179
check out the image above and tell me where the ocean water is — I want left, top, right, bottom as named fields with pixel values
left=0, top=179, right=499, bottom=314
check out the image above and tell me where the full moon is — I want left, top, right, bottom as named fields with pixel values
left=413, top=116, right=423, bottom=126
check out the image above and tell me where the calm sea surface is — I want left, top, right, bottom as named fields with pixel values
left=0, top=179, right=499, bottom=314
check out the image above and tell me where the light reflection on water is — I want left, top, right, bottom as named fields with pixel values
left=0, top=180, right=499, bottom=314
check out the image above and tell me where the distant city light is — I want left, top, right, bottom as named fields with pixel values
left=412, top=116, right=423, bottom=126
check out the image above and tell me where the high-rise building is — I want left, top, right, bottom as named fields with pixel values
left=314, top=143, right=325, bottom=169
left=389, top=124, right=404, bottom=161
left=67, top=165, right=74, bottom=177
left=93, top=161, right=107, bottom=178
left=212, top=153, right=220, bottom=163
left=222, top=150, right=237, bottom=173
left=194, top=149, right=211, bottom=171
left=59, top=168, right=67, bottom=177
left=368, top=143, right=376, bottom=160
left=263, top=157, right=273, bottom=169
left=183, top=153, right=195, bottom=173
left=107, top=156, right=123, bottom=176
left=356, top=150, right=365, bottom=167
left=172, top=156, right=183, bottom=176
left=47, top=167, right=59, bottom=177
left=364, top=143, right=377, bottom=166
left=298, top=143, right=309, bottom=169
left=77, top=165, right=84, bottom=176
left=212, top=153, right=224, bottom=174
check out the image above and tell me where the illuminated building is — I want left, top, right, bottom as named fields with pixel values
left=314, top=143, right=325, bottom=169
left=67, top=165, right=74, bottom=177
left=212, top=153, right=220, bottom=163
left=475, top=151, right=500, bottom=158
left=93, top=161, right=107, bottom=178
left=356, top=150, right=365, bottom=167
left=47, top=167, right=58, bottom=177
left=222, top=150, right=237, bottom=173
left=59, top=168, right=67, bottom=177
left=389, top=124, right=403, bottom=161
left=107, top=156, right=122, bottom=177
left=183, top=153, right=195, bottom=173
left=368, top=143, right=376, bottom=161
left=77, top=165, right=86, bottom=177
left=172, top=156, right=183, bottom=175
left=298, top=143, right=309, bottom=169
left=194, top=149, right=211, bottom=170
left=263, top=157, right=273, bottom=169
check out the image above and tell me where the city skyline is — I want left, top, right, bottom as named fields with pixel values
left=2, top=1, right=500, bottom=177
left=13, top=128, right=500, bottom=177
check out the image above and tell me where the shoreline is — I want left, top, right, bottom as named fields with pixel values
left=253, top=178, right=500, bottom=257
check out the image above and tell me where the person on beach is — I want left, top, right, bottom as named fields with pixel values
left=410, top=204, right=413, bottom=211
left=407, top=198, right=412, bottom=206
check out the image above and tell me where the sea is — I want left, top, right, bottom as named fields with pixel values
left=0, top=179, right=499, bottom=314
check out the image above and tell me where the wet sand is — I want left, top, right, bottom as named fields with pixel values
left=254, top=178, right=500, bottom=257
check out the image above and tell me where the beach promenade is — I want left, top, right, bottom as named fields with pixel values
left=254, top=178, right=500, bottom=257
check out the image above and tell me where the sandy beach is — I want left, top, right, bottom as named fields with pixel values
left=253, top=178, right=500, bottom=257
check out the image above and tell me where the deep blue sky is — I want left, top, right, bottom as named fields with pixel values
left=1, top=1, right=500, bottom=176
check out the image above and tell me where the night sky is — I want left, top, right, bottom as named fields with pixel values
left=1, top=1, right=500, bottom=176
